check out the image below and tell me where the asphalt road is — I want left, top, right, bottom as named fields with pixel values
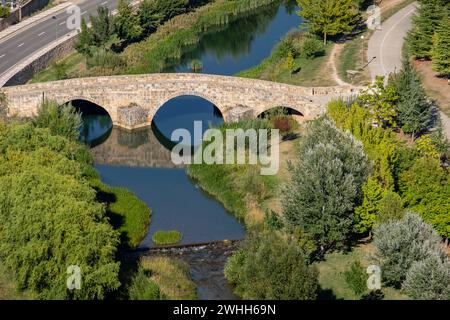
left=367, top=2, right=417, bottom=80
left=0, top=0, right=120, bottom=76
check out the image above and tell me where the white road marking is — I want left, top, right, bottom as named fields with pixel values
left=101, top=1, right=108, bottom=5
left=59, top=21, right=66, bottom=26
left=81, top=11, right=87, bottom=15
left=17, top=43, right=24, bottom=48
left=38, top=32, right=46, bottom=36
left=0, top=54, right=5, bottom=59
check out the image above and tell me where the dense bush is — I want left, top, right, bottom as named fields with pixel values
left=402, top=255, right=450, bottom=300
left=283, top=116, right=371, bottom=250
left=32, top=99, right=82, bottom=141
left=373, top=213, right=445, bottom=288
left=0, top=6, right=10, bottom=18
left=344, top=261, right=368, bottom=297
left=225, top=231, right=319, bottom=299
left=0, top=124, right=120, bottom=299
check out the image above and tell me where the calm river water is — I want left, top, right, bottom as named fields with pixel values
left=79, top=0, right=299, bottom=299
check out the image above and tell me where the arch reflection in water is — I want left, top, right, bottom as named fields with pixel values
left=65, top=99, right=113, bottom=147
left=152, top=95, right=224, bottom=149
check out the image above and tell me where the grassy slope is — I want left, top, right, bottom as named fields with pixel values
left=316, top=244, right=408, bottom=300
left=237, top=43, right=335, bottom=87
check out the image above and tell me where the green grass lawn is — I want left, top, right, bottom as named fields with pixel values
left=237, top=43, right=335, bottom=87
left=316, top=243, right=409, bottom=300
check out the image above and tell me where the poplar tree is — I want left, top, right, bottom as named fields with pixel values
left=296, top=0, right=360, bottom=44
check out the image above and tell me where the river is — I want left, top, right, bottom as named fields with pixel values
left=78, top=0, right=299, bottom=299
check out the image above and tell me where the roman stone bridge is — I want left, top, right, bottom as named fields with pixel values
left=2, top=73, right=361, bottom=129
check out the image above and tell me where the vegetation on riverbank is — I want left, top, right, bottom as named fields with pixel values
left=152, top=230, right=183, bottom=245
left=129, top=256, right=197, bottom=300
left=31, top=0, right=282, bottom=82
left=0, top=99, right=152, bottom=298
left=237, top=30, right=335, bottom=86
left=187, top=118, right=280, bottom=227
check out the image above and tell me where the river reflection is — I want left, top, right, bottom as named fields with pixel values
left=168, top=0, right=299, bottom=75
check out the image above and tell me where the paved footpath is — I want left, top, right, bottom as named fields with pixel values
left=368, top=2, right=450, bottom=140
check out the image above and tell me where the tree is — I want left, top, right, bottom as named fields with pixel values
left=91, top=6, right=114, bottom=48
left=391, top=59, right=431, bottom=140
left=373, top=212, right=445, bottom=287
left=115, top=0, right=143, bottom=43
left=224, top=231, right=319, bottom=300
left=138, top=0, right=164, bottom=33
left=32, top=99, right=82, bottom=141
left=406, top=0, right=449, bottom=59
left=296, top=0, right=360, bottom=44
left=399, top=157, right=450, bottom=238
left=354, top=176, right=385, bottom=235
left=431, top=16, right=450, bottom=77
left=283, top=117, right=371, bottom=250
left=0, top=124, right=120, bottom=299
left=359, top=76, right=398, bottom=128
left=285, top=50, right=295, bottom=76
left=376, top=190, right=404, bottom=224
left=402, top=255, right=450, bottom=300
left=75, top=18, right=92, bottom=56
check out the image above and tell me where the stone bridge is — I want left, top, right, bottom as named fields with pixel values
left=2, top=73, right=361, bottom=129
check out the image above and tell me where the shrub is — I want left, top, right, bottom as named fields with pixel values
left=129, top=268, right=166, bottom=300
left=301, top=36, right=325, bottom=59
left=376, top=191, right=404, bottom=224
left=152, top=230, right=183, bottom=245
left=402, top=255, right=450, bottom=300
left=0, top=6, right=10, bottom=18
left=32, top=99, right=82, bottom=141
left=344, top=261, right=368, bottom=297
left=373, top=212, right=445, bottom=288
left=225, top=231, right=319, bottom=300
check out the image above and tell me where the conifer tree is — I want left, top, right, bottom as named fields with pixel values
left=431, top=16, right=450, bottom=77
left=296, top=0, right=360, bottom=44
left=354, top=176, right=385, bottom=234
left=407, top=0, right=449, bottom=59
left=74, top=18, right=92, bottom=56
left=392, top=59, right=431, bottom=140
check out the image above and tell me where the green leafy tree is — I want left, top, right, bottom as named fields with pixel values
left=359, top=76, right=398, bottom=128
left=115, top=0, right=143, bottom=43
left=376, top=190, right=404, bottom=224
left=354, top=176, right=385, bottom=234
left=138, top=0, right=164, bottom=33
left=402, top=255, right=450, bottom=300
left=399, top=157, right=450, bottom=238
left=285, top=50, right=295, bottom=76
left=391, top=59, right=431, bottom=140
left=407, top=0, right=449, bottom=59
left=32, top=99, right=82, bottom=141
left=91, top=6, right=115, bottom=48
left=373, top=212, right=445, bottom=287
left=225, top=231, right=319, bottom=300
left=74, top=18, right=92, bottom=55
left=431, top=15, right=450, bottom=77
left=296, top=0, right=361, bottom=44
left=283, top=117, right=371, bottom=250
